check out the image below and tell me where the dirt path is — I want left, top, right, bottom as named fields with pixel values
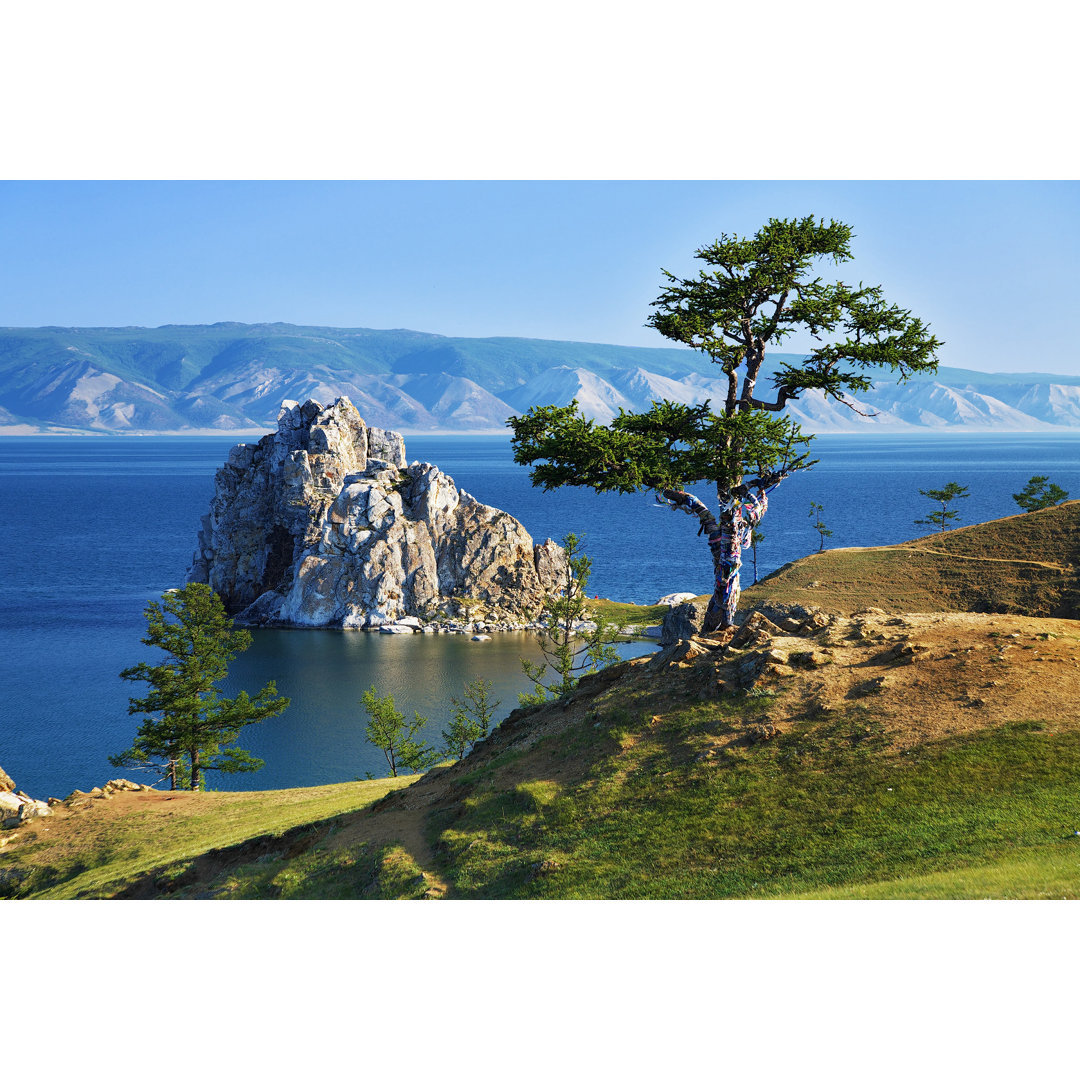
left=825, top=543, right=1071, bottom=572
left=908, top=547, right=1072, bottom=571
left=329, top=779, right=455, bottom=897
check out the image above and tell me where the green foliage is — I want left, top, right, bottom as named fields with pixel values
left=519, top=533, right=621, bottom=706
left=808, top=501, right=833, bottom=552
left=110, top=583, right=289, bottom=791
left=510, top=398, right=814, bottom=497
left=361, top=686, right=439, bottom=777
left=442, top=678, right=501, bottom=761
left=647, top=217, right=941, bottom=406
left=509, top=218, right=940, bottom=629
left=1012, top=475, right=1069, bottom=512
left=915, top=482, right=970, bottom=533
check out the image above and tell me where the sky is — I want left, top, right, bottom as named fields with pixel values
left=1, top=179, right=1078, bottom=375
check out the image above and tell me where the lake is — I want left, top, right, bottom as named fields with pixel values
left=2, top=430, right=1079, bottom=796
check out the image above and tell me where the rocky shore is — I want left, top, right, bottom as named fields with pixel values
left=0, top=763, right=151, bottom=836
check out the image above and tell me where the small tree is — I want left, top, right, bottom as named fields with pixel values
left=750, top=528, right=764, bottom=585
left=442, top=678, right=501, bottom=761
left=915, top=482, right=970, bottom=533
left=361, top=686, right=439, bottom=777
left=520, top=533, right=621, bottom=706
left=1012, top=475, right=1069, bottom=512
left=809, top=501, right=833, bottom=552
left=110, top=583, right=289, bottom=791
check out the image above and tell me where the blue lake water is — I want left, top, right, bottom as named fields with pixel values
left=2, top=430, right=1079, bottom=796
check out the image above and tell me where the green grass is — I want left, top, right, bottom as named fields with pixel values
left=197, top=840, right=431, bottom=900
left=590, top=598, right=669, bottom=631
left=426, top=703, right=1080, bottom=899
left=794, top=844, right=1080, bottom=899
left=10, top=707, right=1080, bottom=900
left=2, top=777, right=417, bottom=899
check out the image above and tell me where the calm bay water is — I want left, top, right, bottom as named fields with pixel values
left=2, top=430, right=1079, bottom=796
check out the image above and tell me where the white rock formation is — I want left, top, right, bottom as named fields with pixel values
left=189, top=397, right=565, bottom=629
left=0, top=765, right=53, bottom=829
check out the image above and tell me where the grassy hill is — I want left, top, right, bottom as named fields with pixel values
left=742, top=500, right=1080, bottom=620
left=3, top=504, right=1079, bottom=900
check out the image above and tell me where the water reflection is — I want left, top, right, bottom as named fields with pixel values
left=217, top=629, right=656, bottom=791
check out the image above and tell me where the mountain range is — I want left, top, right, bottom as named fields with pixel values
left=1, top=322, right=1078, bottom=434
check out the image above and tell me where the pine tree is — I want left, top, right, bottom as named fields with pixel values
left=519, top=533, right=620, bottom=705
left=110, top=583, right=289, bottom=791
left=809, top=502, right=833, bottom=552
left=442, top=678, right=501, bottom=761
left=361, top=687, right=439, bottom=777
left=509, top=217, right=940, bottom=632
left=1012, top=475, right=1069, bottom=512
left=915, top=482, right=970, bottom=533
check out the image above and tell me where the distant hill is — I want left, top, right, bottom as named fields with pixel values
left=1, top=322, right=1078, bottom=434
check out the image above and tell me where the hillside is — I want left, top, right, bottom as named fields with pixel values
left=743, top=500, right=1080, bottom=620
left=3, top=505, right=1079, bottom=900
left=1, top=323, right=1079, bottom=434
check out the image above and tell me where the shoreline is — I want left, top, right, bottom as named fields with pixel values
left=6, top=425, right=1080, bottom=439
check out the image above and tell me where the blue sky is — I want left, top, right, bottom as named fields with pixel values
left=1, top=180, right=1077, bottom=375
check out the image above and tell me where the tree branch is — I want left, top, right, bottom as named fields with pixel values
left=748, top=387, right=796, bottom=412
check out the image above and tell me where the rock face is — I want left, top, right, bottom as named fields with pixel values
left=189, top=397, right=566, bottom=629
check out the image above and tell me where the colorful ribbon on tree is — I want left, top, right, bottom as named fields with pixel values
left=657, top=483, right=779, bottom=626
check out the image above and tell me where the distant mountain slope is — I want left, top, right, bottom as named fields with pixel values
left=0, top=322, right=1077, bottom=433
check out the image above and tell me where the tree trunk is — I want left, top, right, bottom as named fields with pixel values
left=660, top=486, right=773, bottom=634
left=190, top=748, right=201, bottom=792
left=704, top=505, right=745, bottom=632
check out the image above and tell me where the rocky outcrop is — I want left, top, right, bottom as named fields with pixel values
left=0, top=765, right=51, bottom=830
left=189, top=397, right=566, bottom=629
left=660, top=599, right=711, bottom=644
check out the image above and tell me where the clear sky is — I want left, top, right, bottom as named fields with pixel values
left=1, top=180, right=1077, bottom=375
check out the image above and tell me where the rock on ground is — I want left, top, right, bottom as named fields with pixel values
left=0, top=765, right=51, bottom=829
left=657, top=592, right=697, bottom=606
left=660, top=599, right=712, bottom=644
